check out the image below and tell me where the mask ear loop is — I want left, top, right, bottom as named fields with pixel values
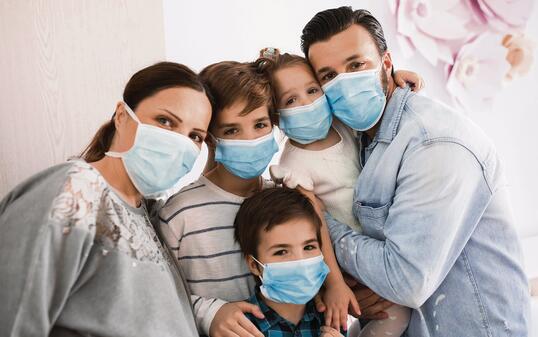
left=250, top=255, right=265, bottom=281
left=105, top=102, right=141, bottom=158
left=122, top=102, right=142, bottom=124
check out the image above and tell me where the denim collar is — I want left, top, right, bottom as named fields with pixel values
left=375, top=86, right=412, bottom=144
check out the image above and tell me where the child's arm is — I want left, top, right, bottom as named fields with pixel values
left=393, top=70, right=425, bottom=92
left=159, top=207, right=264, bottom=337
left=209, top=301, right=265, bottom=337
left=297, top=187, right=360, bottom=332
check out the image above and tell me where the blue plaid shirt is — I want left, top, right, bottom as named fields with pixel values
left=245, top=291, right=337, bottom=337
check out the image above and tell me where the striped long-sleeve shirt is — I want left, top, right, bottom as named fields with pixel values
left=159, top=175, right=266, bottom=335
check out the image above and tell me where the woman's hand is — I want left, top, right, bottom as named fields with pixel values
left=321, top=281, right=361, bottom=331
left=393, top=69, right=425, bottom=92
left=209, top=301, right=265, bottom=337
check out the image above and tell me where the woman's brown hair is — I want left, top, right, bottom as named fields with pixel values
left=254, top=48, right=313, bottom=124
left=81, top=61, right=208, bottom=162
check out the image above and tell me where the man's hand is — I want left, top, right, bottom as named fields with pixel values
left=209, top=301, right=265, bottom=337
left=352, top=283, right=394, bottom=320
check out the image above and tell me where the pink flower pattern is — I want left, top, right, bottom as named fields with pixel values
left=390, top=0, right=535, bottom=111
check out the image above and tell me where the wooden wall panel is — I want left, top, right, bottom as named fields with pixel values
left=0, top=0, right=165, bottom=197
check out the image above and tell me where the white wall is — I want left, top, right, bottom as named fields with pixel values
left=164, top=0, right=538, bottom=238
left=0, top=0, right=166, bottom=197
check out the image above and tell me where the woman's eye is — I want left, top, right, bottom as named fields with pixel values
left=190, top=133, right=203, bottom=143
left=274, top=250, right=287, bottom=256
left=307, top=87, right=319, bottom=95
left=223, top=128, right=238, bottom=136
left=304, top=244, right=318, bottom=251
left=285, top=97, right=297, bottom=106
left=255, top=122, right=268, bottom=129
left=157, top=116, right=172, bottom=127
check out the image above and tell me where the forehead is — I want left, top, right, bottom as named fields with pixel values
left=259, top=217, right=318, bottom=246
left=273, top=64, right=317, bottom=91
left=308, top=24, right=379, bottom=70
left=216, top=100, right=269, bottom=123
left=137, top=87, right=211, bottom=127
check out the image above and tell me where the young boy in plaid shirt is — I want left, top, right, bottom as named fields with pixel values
left=234, top=187, right=345, bottom=337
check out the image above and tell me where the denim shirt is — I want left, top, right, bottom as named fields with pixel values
left=326, top=87, right=530, bottom=336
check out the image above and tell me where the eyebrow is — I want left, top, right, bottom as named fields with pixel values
left=255, top=116, right=270, bottom=123
left=218, top=122, right=239, bottom=129
left=279, top=81, right=319, bottom=102
left=316, top=54, right=363, bottom=76
left=159, top=108, right=182, bottom=123
left=268, top=238, right=319, bottom=250
left=160, top=108, right=207, bottom=135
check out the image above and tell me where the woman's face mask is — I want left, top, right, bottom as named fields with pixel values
left=106, top=102, right=201, bottom=198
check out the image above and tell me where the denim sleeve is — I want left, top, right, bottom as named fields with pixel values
left=326, top=142, right=493, bottom=308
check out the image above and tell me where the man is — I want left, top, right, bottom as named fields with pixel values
left=302, top=6, right=530, bottom=336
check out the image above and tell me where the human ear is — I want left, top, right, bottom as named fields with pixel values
left=382, top=52, right=393, bottom=76
left=113, top=102, right=127, bottom=131
left=246, top=255, right=262, bottom=277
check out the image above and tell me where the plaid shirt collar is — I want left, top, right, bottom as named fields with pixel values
left=247, top=291, right=323, bottom=333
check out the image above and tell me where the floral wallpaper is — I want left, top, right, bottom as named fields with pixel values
left=390, top=0, right=535, bottom=112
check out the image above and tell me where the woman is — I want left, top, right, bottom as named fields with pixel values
left=0, top=62, right=212, bottom=337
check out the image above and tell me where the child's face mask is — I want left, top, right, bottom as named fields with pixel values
left=214, top=131, right=279, bottom=179
left=251, top=254, right=330, bottom=304
left=277, top=95, right=333, bottom=145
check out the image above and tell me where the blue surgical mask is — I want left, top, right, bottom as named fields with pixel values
left=214, top=131, right=279, bottom=179
left=278, top=95, right=333, bottom=144
left=105, top=102, right=200, bottom=198
left=322, top=67, right=387, bottom=131
left=252, top=254, right=330, bottom=304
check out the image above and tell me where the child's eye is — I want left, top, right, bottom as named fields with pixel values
left=307, top=87, right=320, bottom=95
left=157, top=116, right=173, bottom=128
left=349, top=61, right=365, bottom=71
left=304, top=244, right=318, bottom=251
left=274, top=249, right=287, bottom=256
left=189, top=132, right=204, bottom=143
left=285, top=97, right=297, bottom=106
left=321, top=72, right=337, bottom=83
left=223, top=128, right=238, bottom=136
left=255, top=122, right=268, bottom=129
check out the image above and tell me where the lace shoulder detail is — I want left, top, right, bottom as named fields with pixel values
left=49, top=161, right=170, bottom=267
left=49, top=161, right=106, bottom=234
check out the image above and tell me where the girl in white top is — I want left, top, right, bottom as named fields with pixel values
left=256, top=48, right=424, bottom=337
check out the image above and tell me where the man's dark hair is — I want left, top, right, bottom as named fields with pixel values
left=301, top=7, right=388, bottom=58
left=234, top=187, right=322, bottom=258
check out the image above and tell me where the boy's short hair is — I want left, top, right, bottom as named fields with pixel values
left=199, top=61, right=273, bottom=130
left=234, top=187, right=323, bottom=258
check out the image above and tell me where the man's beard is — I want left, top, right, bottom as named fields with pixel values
left=381, top=68, right=389, bottom=94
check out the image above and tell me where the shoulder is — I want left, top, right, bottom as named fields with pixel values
left=0, top=160, right=109, bottom=241
left=48, top=161, right=110, bottom=232
left=398, top=93, right=495, bottom=159
left=159, top=177, right=235, bottom=224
